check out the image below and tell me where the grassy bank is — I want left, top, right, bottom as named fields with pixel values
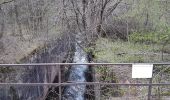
left=91, top=37, right=170, bottom=99
left=94, top=38, right=170, bottom=63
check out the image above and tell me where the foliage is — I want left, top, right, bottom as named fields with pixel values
left=129, top=32, right=156, bottom=44
left=123, top=0, right=169, bottom=29
left=93, top=38, right=170, bottom=63
left=95, top=66, right=123, bottom=98
left=96, top=66, right=118, bottom=82
left=152, top=65, right=170, bottom=97
left=121, top=0, right=170, bottom=46
left=129, top=28, right=170, bottom=45
left=0, top=67, right=15, bottom=73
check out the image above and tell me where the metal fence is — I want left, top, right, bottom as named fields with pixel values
left=0, top=63, right=170, bottom=100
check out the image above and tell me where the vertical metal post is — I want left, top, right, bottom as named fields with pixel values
left=94, top=66, right=100, bottom=100
left=98, top=84, right=100, bottom=100
left=59, top=65, right=62, bottom=100
left=148, top=78, right=152, bottom=100
left=95, top=84, right=100, bottom=100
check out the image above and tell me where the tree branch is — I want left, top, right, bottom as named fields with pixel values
left=105, top=0, right=123, bottom=17
left=0, top=0, right=14, bottom=6
left=70, top=0, right=82, bottom=32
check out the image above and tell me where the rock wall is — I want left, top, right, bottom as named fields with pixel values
left=0, top=34, right=75, bottom=100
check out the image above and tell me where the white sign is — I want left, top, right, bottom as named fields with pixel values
left=132, top=64, right=153, bottom=78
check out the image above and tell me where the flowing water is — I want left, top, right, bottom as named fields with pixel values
left=63, top=38, right=88, bottom=100
left=0, top=33, right=89, bottom=100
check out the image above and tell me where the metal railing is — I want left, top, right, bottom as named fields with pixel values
left=0, top=63, right=170, bottom=100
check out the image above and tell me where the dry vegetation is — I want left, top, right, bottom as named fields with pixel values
left=0, top=0, right=63, bottom=63
left=0, top=0, right=170, bottom=99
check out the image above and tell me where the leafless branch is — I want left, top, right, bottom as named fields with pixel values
left=0, top=0, right=14, bottom=6
left=70, top=0, right=82, bottom=32
left=105, top=0, right=123, bottom=17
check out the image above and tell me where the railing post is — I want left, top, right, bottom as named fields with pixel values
left=94, top=66, right=100, bottom=100
left=148, top=78, right=152, bottom=100
left=59, top=65, right=62, bottom=100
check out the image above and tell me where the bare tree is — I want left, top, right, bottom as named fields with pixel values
left=61, top=0, right=123, bottom=46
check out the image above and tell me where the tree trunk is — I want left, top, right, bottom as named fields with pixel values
left=14, top=3, right=23, bottom=40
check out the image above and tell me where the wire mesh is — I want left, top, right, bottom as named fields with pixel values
left=0, top=63, right=169, bottom=100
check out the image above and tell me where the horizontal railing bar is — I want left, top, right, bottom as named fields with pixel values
left=0, top=82, right=170, bottom=86
left=0, top=63, right=170, bottom=66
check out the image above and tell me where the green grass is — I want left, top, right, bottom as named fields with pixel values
left=93, top=38, right=170, bottom=63
left=92, top=38, right=170, bottom=98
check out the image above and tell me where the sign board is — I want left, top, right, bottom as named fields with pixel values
left=132, top=64, right=153, bottom=78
